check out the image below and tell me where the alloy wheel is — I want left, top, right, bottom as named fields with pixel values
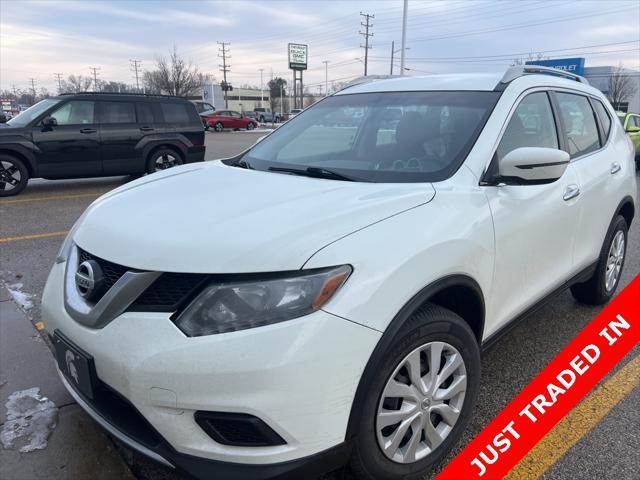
left=0, top=160, right=21, bottom=192
left=376, top=341, right=467, bottom=464
left=154, top=153, right=179, bottom=171
left=605, top=230, right=625, bottom=292
left=214, top=122, right=224, bottom=132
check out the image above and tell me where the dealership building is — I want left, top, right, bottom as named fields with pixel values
left=526, top=58, right=640, bottom=112
left=200, top=83, right=270, bottom=112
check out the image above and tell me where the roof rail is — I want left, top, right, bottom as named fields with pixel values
left=498, top=65, right=589, bottom=87
left=335, top=74, right=402, bottom=93
left=58, top=91, right=185, bottom=99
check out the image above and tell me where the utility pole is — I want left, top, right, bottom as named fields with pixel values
left=218, top=41, right=231, bottom=108
left=359, top=12, right=374, bottom=76
left=280, top=84, right=283, bottom=118
left=400, top=0, right=408, bottom=75
left=29, top=78, right=37, bottom=100
left=390, top=41, right=395, bottom=75
left=89, top=66, right=100, bottom=91
left=130, top=59, right=142, bottom=92
left=259, top=68, right=264, bottom=107
left=322, top=60, right=330, bottom=96
left=54, top=73, right=64, bottom=93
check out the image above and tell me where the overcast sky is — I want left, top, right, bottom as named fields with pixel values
left=1, top=0, right=639, bottom=94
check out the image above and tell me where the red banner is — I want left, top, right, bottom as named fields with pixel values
left=436, top=275, right=640, bottom=480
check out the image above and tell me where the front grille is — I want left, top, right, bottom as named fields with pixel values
left=78, top=248, right=128, bottom=302
left=130, top=273, right=208, bottom=311
left=78, top=247, right=207, bottom=311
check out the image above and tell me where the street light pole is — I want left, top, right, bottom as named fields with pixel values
left=400, top=0, right=408, bottom=75
left=322, top=60, right=330, bottom=96
left=259, top=68, right=264, bottom=107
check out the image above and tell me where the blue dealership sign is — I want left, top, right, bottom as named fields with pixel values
left=525, top=58, right=585, bottom=76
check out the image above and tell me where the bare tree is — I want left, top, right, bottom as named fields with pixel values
left=62, top=74, right=93, bottom=93
left=143, top=46, right=204, bottom=97
left=268, top=77, right=286, bottom=113
left=608, top=63, right=639, bottom=110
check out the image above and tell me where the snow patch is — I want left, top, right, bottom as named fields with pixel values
left=6, top=283, right=34, bottom=311
left=0, top=388, right=58, bottom=453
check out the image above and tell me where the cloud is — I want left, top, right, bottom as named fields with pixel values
left=29, top=0, right=235, bottom=28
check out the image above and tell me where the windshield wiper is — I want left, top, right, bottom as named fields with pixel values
left=268, top=166, right=356, bottom=182
left=230, top=158, right=254, bottom=169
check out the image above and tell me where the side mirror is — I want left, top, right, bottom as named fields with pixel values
left=42, top=116, right=57, bottom=127
left=626, top=126, right=640, bottom=133
left=498, top=147, right=570, bottom=184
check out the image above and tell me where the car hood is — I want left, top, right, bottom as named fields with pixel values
left=74, top=162, right=435, bottom=273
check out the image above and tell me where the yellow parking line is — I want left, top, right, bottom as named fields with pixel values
left=0, top=192, right=101, bottom=205
left=0, top=231, right=69, bottom=243
left=506, top=354, right=640, bottom=479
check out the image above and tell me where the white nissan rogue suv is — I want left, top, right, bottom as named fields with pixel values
left=42, top=66, right=636, bottom=480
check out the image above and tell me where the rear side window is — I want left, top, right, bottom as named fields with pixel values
left=555, top=92, right=601, bottom=158
left=160, top=102, right=195, bottom=124
left=50, top=101, right=95, bottom=125
left=136, top=103, right=154, bottom=124
left=592, top=99, right=612, bottom=142
left=496, top=92, right=558, bottom=161
left=101, top=102, right=135, bottom=124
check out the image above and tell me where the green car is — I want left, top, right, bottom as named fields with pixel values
left=617, top=111, right=640, bottom=167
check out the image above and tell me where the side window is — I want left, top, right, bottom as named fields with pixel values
left=631, top=116, right=640, bottom=128
left=100, top=102, right=135, bottom=124
left=230, top=111, right=241, bottom=118
left=555, top=92, right=601, bottom=158
left=50, top=101, right=95, bottom=125
left=136, top=103, right=154, bottom=124
left=592, top=99, right=612, bottom=142
left=160, top=102, right=191, bottom=123
left=496, top=92, right=558, bottom=161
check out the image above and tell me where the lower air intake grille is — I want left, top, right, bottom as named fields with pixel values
left=194, top=412, right=286, bottom=447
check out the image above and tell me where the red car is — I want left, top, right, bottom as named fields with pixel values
left=206, top=110, right=258, bottom=132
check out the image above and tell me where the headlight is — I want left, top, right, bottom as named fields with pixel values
left=174, top=265, right=352, bottom=337
left=55, top=211, right=88, bottom=264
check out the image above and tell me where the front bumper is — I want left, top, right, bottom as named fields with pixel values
left=57, top=371, right=352, bottom=479
left=42, top=261, right=380, bottom=475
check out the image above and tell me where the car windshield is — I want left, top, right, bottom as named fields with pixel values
left=7, top=98, right=61, bottom=127
left=240, top=91, right=499, bottom=182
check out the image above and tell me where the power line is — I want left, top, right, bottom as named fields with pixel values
left=218, top=41, right=231, bottom=108
left=89, top=66, right=101, bottom=91
left=359, top=12, right=374, bottom=76
left=410, top=5, right=637, bottom=43
left=130, top=59, right=142, bottom=92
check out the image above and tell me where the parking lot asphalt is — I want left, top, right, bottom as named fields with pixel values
left=0, top=130, right=637, bottom=480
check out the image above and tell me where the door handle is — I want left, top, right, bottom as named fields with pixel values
left=139, top=126, right=154, bottom=132
left=610, top=162, right=621, bottom=174
left=80, top=128, right=96, bottom=134
left=563, top=184, right=580, bottom=201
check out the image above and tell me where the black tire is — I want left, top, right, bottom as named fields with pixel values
left=246, top=122, right=255, bottom=131
left=350, top=304, right=480, bottom=480
left=214, top=122, right=224, bottom=132
left=0, top=154, right=29, bottom=197
left=146, top=148, right=184, bottom=174
left=570, top=215, right=628, bottom=305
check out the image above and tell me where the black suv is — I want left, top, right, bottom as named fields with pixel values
left=0, top=93, right=205, bottom=196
